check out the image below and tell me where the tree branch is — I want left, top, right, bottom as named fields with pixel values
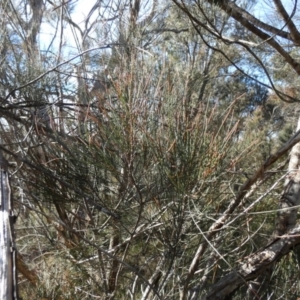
left=172, top=0, right=300, bottom=75
left=273, top=0, right=300, bottom=44
left=214, top=0, right=294, bottom=42
left=180, top=128, right=300, bottom=298
left=208, top=0, right=300, bottom=74
left=203, top=224, right=300, bottom=299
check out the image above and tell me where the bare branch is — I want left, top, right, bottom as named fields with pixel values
left=273, top=0, right=300, bottom=43
left=181, top=128, right=300, bottom=297
left=203, top=224, right=300, bottom=299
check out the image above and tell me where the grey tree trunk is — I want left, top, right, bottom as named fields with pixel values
left=0, top=153, right=18, bottom=299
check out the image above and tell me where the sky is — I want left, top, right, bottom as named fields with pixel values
left=40, top=1, right=96, bottom=51
left=40, top=0, right=155, bottom=52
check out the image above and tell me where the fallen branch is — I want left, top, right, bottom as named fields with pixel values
left=203, top=224, right=300, bottom=299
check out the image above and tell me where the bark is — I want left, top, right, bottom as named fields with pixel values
left=276, top=118, right=300, bottom=236
left=0, top=152, right=18, bottom=299
left=26, top=0, right=45, bottom=50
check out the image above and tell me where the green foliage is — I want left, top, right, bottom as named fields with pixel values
left=0, top=0, right=299, bottom=299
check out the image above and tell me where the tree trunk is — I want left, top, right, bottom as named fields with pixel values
left=0, top=153, right=18, bottom=299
